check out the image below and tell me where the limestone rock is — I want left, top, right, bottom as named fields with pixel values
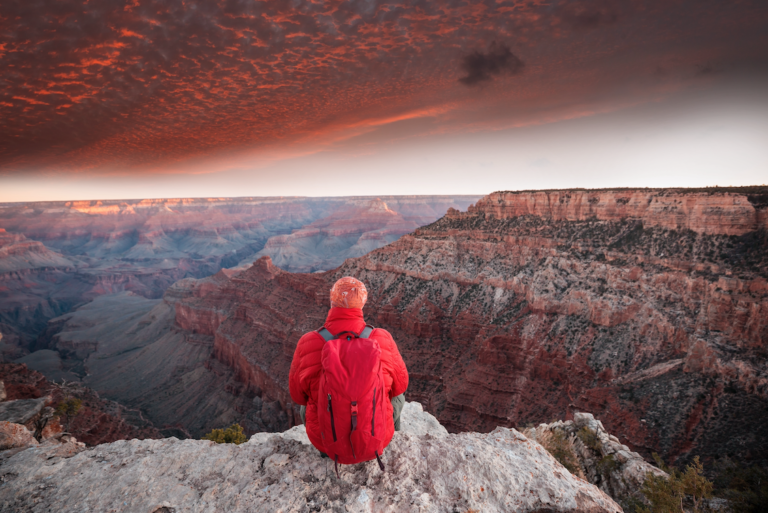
left=0, top=421, right=37, bottom=451
left=0, top=397, right=47, bottom=426
left=399, top=400, right=448, bottom=437
left=468, top=189, right=767, bottom=235
left=525, top=412, right=666, bottom=506
left=0, top=403, right=620, bottom=513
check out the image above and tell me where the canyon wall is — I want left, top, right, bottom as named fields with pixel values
left=0, top=363, right=161, bottom=445
left=468, top=188, right=768, bottom=235
left=150, top=187, right=768, bottom=468
left=27, top=187, right=768, bottom=472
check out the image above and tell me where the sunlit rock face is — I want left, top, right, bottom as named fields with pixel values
left=469, top=188, right=768, bottom=235
left=97, top=186, right=767, bottom=470
left=0, top=402, right=622, bottom=513
left=0, top=195, right=479, bottom=350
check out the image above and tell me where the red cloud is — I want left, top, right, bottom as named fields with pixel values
left=1, top=0, right=766, bottom=175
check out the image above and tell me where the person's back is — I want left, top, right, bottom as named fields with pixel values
left=288, top=277, right=408, bottom=465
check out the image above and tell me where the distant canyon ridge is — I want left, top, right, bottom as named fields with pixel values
left=0, top=195, right=480, bottom=356
left=5, top=187, right=768, bottom=473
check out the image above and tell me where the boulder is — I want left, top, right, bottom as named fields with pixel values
left=0, top=402, right=621, bottom=513
left=525, top=412, right=666, bottom=507
left=0, top=397, right=48, bottom=426
left=0, top=421, right=37, bottom=451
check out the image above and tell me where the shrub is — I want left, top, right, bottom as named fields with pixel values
left=637, top=455, right=713, bottom=513
left=54, top=397, right=82, bottom=431
left=524, top=427, right=584, bottom=479
left=576, top=426, right=602, bottom=451
left=203, top=424, right=247, bottom=445
left=598, top=454, right=619, bottom=475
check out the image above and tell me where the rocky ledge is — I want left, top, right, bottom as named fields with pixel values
left=0, top=402, right=623, bottom=513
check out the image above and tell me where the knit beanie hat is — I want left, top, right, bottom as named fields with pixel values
left=330, top=277, right=368, bottom=309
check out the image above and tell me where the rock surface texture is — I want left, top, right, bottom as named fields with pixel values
left=0, top=421, right=37, bottom=451
left=0, top=402, right=622, bottom=513
left=248, top=198, right=426, bottom=272
left=525, top=411, right=667, bottom=507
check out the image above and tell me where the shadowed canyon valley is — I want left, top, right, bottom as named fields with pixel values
left=2, top=187, right=767, bottom=475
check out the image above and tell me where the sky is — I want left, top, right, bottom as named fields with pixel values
left=1, top=0, right=767, bottom=202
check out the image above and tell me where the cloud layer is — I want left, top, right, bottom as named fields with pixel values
left=0, top=0, right=766, bottom=176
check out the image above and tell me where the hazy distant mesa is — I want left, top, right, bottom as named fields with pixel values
left=0, top=195, right=480, bottom=354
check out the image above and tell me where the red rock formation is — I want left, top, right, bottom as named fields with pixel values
left=163, top=187, right=768, bottom=469
left=469, top=188, right=766, bottom=235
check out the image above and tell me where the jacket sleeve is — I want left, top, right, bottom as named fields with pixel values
left=289, top=332, right=318, bottom=405
left=376, top=329, right=409, bottom=398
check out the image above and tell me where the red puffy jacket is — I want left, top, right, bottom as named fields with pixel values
left=289, top=307, right=409, bottom=454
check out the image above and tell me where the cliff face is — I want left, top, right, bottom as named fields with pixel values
left=249, top=198, right=424, bottom=272
left=31, top=290, right=285, bottom=439
left=469, top=188, right=768, bottom=236
left=148, top=187, right=768, bottom=470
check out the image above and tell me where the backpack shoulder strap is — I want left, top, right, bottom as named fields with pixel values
left=318, top=325, right=375, bottom=340
left=317, top=327, right=334, bottom=341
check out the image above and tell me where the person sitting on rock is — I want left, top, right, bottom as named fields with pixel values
left=289, top=277, right=408, bottom=467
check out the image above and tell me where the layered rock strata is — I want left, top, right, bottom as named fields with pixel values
left=467, top=187, right=768, bottom=235
left=29, top=188, right=768, bottom=473
left=249, top=198, right=424, bottom=272
left=0, top=402, right=622, bottom=513
left=152, top=187, right=768, bottom=470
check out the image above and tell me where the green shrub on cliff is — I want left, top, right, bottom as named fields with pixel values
left=54, top=397, right=82, bottom=432
left=203, top=424, right=247, bottom=445
left=576, top=426, right=602, bottom=451
left=636, top=455, right=712, bottom=513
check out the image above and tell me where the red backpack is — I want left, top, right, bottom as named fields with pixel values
left=316, top=325, right=389, bottom=478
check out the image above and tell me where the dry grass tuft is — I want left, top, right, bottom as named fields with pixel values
left=523, top=427, right=585, bottom=479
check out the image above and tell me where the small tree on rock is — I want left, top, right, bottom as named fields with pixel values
left=637, top=455, right=713, bottom=513
left=54, top=397, right=82, bottom=432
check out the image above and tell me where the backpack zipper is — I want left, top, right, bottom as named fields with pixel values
left=327, top=393, right=337, bottom=442
left=371, top=387, right=377, bottom=436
